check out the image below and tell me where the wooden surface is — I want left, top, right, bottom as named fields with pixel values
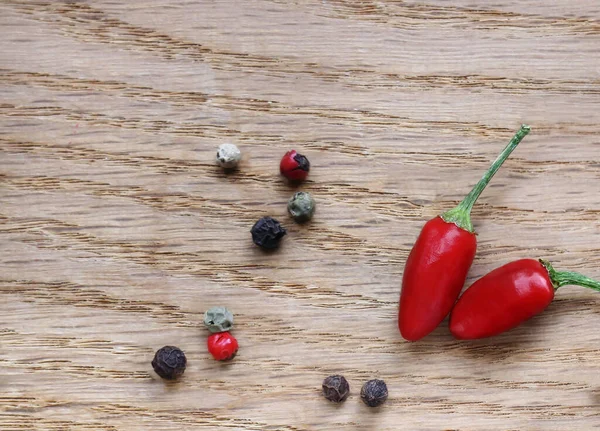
left=2, top=1, right=600, bottom=430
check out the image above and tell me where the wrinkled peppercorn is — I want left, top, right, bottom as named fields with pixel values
left=360, top=379, right=388, bottom=407
left=251, top=216, right=287, bottom=249
left=203, top=306, right=234, bottom=333
left=322, top=375, right=350, bottom=403
left=288, top=192, right=316, bottom=223
left=151, top=346, right=187, bottom=380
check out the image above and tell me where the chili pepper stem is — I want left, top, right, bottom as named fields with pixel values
left=540, top=259, right=600, bottom=291
left=441, top=124, right=531, bottom=232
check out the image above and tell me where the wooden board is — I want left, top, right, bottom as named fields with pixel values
left=2, top=1, right=600, bottom=429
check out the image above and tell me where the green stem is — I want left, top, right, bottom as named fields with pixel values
left=540, top=259, right=600, bottom=292
left=441, top=124, right=531, bottom=232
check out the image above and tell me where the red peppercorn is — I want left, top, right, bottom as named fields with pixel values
left=280, top=150, right=310, bottom=181
left=207, top=332, right=238, bottom=361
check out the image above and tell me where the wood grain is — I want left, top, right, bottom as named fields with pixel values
left=2, top=1, right=600, bottom=430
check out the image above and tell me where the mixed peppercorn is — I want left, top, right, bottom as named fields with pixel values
left=148, top=132, right=600, bottom=412
left=204, top=306, right=238, bottom=361
left=152, top=149, right=318, bottom=381
left=321, top=375, right=389, bottom=407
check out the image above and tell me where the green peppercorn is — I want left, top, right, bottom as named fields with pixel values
left=287, top=192, right=315, bottom=222
left=361, top=379, right=388, bottom=407
left=203, top=306, right=234, bottom=333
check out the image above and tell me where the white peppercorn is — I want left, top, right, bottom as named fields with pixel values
left=216, top=143, right=242, bottom=168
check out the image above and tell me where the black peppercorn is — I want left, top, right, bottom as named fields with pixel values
left=250, top=216, right=287, bottom=249
left=360, top=379, right=388, bottom=407
left=322, top=375, right=350, bottom=403
left=151, top=346, right=187, bottom=380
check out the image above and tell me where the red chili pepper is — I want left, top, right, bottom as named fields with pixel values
left=399, top=125, right=531, bottom=341
left=207, top=332, right=239, bottom=361
left=450, top=259, right=600, bottom=339
left=280, top=150, right=310, bottom=181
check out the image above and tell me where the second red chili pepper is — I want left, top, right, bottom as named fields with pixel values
left=449, top=259, right=600, bottom=339
left=399, top=125, right=531, bottom=341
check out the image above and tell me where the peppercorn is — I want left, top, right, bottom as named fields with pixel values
left=280, top=149, right=310, bottom=181
left=203, top=306, right=234, bottom=333
left=322, top=375, right=350, bottom=403
left=216, top=143, right=242, bottom=169
left=287, top=192, right=315, bottom=223
left=151, top=346, right=187, bottom=380
left=360, top=379, right=388, bottom=407
left=250, top=216, right=287, bottom=249
left=207, top=332, right=238, bottom=361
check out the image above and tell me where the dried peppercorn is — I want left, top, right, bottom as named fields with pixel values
left=207, top=332, right=238, bottom=361
left=203, top=306, right=234, bottom=333
left=322, top=375, right=350, bottom=403
left=288, top=192, right=316, bottom=223
left=151, top=346, right=187, bottom=380
left=251, top=216, right=287, bottom=249
left=280, top=149, right=310, bottom=181
left=216, top=143, right=242, bottom=169
left=360, top=379, right=388, bottom=407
